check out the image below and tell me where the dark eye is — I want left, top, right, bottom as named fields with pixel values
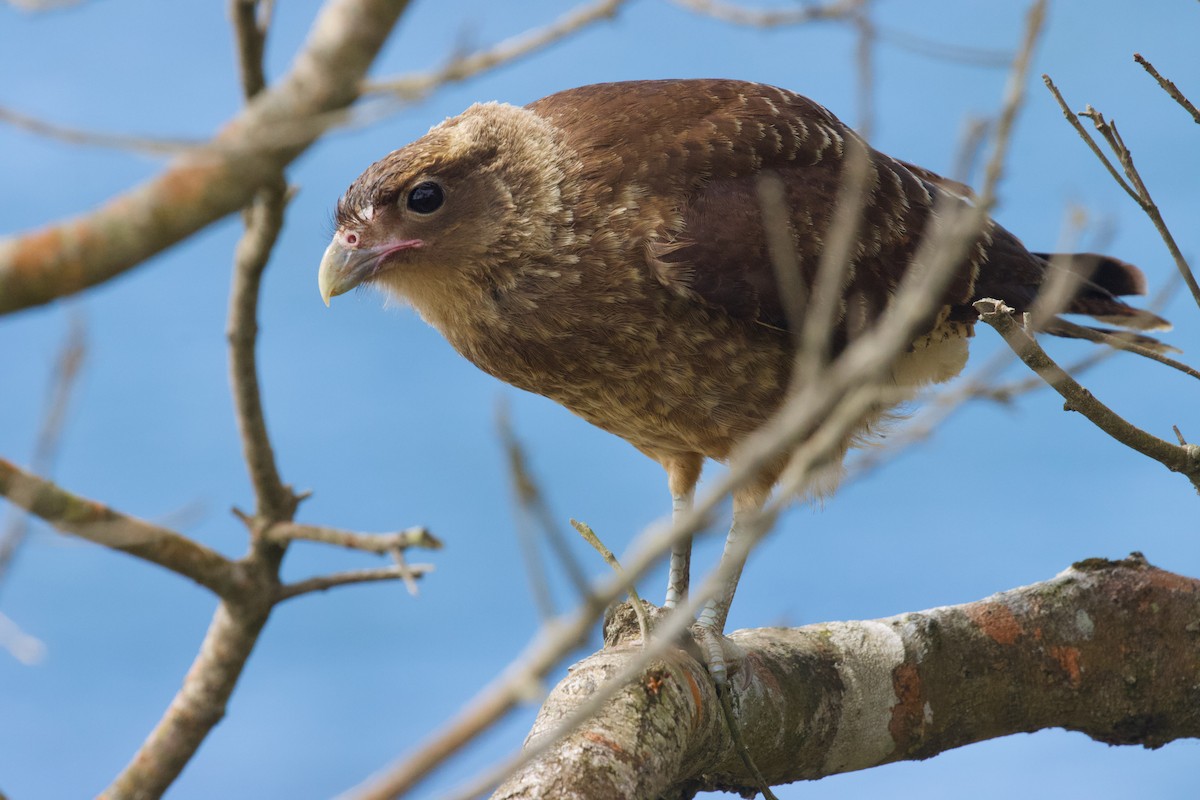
left=407, top=181, right=444, bottom=214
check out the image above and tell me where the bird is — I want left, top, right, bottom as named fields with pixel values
left=318, top=79, right=1165, bottom=681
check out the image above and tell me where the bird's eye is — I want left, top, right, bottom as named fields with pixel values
left=407, top=181, right=444, bottom=214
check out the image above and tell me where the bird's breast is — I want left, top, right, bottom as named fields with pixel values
left=444, top=279, right=794, bottom=461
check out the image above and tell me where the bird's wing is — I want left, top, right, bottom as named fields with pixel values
left=530, top=80, right=1160, bottom=342
left=533, top=80, right=984, bottom=338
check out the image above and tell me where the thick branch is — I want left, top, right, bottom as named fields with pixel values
left=0, top=458, right=236, bottom=595
left=0, top=0, right=411, bottom=315
left=495, top=556, right=1200, bottom=798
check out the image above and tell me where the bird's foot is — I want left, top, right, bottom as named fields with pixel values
left=690, top=622, right=779, bottom=800
left=690, top=620, right=741, bottom=688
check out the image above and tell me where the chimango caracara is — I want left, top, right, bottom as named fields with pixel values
left=319, top=79, right=1164, bottom=675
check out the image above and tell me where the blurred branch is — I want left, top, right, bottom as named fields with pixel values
left=0, top=313, right=85, bottom=592
left=668, top=0, right=862, bottom=28
left=0, top=105, right=200, bottom=155
left=975, top=299, right=1200, bottom=493
left=497, top=403, right=591, bottom=616
left=364, top=0, right=629, bottom=100
left=278, top=564, right=436, bottom=602
left=0, top=0, right=414, bottom=315
left=1043, top=74, right=1200, bottom=312
left=0, top=458, right=237, bottom=594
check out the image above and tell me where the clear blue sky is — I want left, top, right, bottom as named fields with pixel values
left=1, top=1, right=1197, bottom=798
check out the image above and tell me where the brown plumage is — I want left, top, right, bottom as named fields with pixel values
left=318, top=80, right=1164, bottom=663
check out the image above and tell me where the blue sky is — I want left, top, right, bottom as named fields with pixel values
left=1, top=1, right=1197, bottom=798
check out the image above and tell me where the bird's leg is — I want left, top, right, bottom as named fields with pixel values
left=662, top=455, right=703, bottom=609
left=693, top=483, right=771, bottom=686
left=665, top=489, right=694, bottom=609
left=693, top=482, right=780, bottom=800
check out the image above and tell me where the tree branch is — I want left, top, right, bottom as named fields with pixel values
left=263, top=522, right=441, bottom=554
left=0, top=314, right=86, bottom=592
left=1042, top=74, right=1200, bottom=312
left=974, top=299, right=1200, bottom=492
left=101, top=597, right=274, bottom=799
left=364, top=0, right=630, bottom=100
left=0, top=0, right=413, bottom=315
left=1134, top=53, right=1200, bottom=125
left=277, top=564, right=435, bottom=602
left=0, top=458, right=237, bottom=595
left=495, top=556, right=1200, bottom=798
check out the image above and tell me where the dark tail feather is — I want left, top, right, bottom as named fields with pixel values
left=1033, top=251, right=1171, bottom=332
left=1042, top=318, right=1181, bottom=355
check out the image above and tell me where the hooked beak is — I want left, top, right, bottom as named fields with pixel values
left=318, top=236, right=424, bottom=306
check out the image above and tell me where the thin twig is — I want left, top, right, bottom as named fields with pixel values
left=226, top=0, right=297, bottom=522
left=364, top=0, right=629, bottom=99
left=263, top=522, right=441, bottom=553
left=497, top=403, right=591, bottom=616
left=975, top=299, right=1200, bottom=492
left=1134, top=53, right=1200, bottom=125
left=0, top=105, right=200, bottom=155
left=0, top=313, right=86, bottom=594
left=1042, top=76, right=1139, bottom=201
left=278, top=564, right=435, bottom=602
left=852, top=7, right=876, bottom=139
left=668, top=0, right=861, bottom=28
left=1043, top=74, right=1200, bottom=312
left=570, top=519, right=649, bottom=643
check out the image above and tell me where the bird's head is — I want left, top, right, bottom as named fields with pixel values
left=318, top=101, right=568, bottom=309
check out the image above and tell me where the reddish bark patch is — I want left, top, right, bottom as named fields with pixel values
left=683, top=669, right=704, bottom=725
left=965, top=602, right=1022, bottom=645
left=581, top=730, right=625, bottom=755
left=888, top=662, right=925, bottom=748
left=1144, top=567, right=1200, bottom=595
left=1049, top=645, right=1083, bottom=689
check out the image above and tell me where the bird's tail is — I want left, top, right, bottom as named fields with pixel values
left=1031, top=252, right=1174, bottom=352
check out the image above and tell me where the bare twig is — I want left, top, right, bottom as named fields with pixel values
left=668, top=0, right=861, bottom=28
left=1134, top=53, right=1200, bottom=125
left=498, top=404, right=590, bottom=617
left=0, top=610, right=46, bottom=665
left=570, top=519, right=649, bottom=643
left=874, top=24, right=1012, bottom=67
left=1043, top=74, right=1200, bottom=312
left=278, top=564, right=435, bottom=602
left=364, top=0, right=629, bottom=100
left=0, top=313, right=86, bottom=592
left=852, top=7, right=876, bottom=139
left=263, top=522, right=441, bottom=554
left=975, top=299, right=1200, bottom=492
left=0, top=105, right=200, bottom=155
left=227, top=175, right=294, bottom=518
